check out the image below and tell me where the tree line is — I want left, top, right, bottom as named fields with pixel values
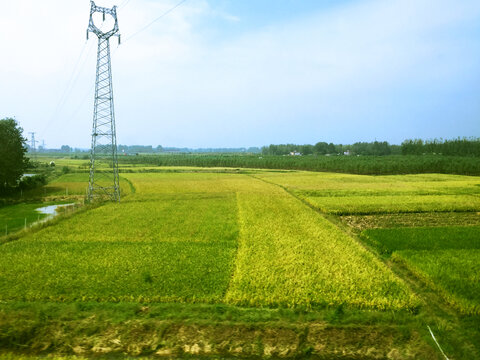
left=401, top=138, right=480, bottom=156
left=119, top=154, right=480, bottom=176
left=262, top=138, right=480, bottom=157
left=262, top=141, right=400, bottom=156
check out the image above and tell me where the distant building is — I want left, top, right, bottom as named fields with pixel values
left=344, top=150, right=351, bottom=156
left=289, top=151, right=302, bottom=156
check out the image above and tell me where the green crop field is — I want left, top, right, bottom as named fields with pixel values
left=0, top=176, right=238, bottom=303
left=0, top=172, right=417, bottom=309
left=362, top=226, right=480, bottom=253
left=225, top=176, right=417, bottom=310
left=1, top=167, right=479, bottom=359
left=362, top=226, right=480, bottom=315
left=0, top=203, right=50, bottom=234
left=393, top=249, right=480, bottom=315
left=255, top=171, right=480, bottom=214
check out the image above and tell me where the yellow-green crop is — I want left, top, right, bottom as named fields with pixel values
left=225, top=176, right=418, bottom=310
left=0, top=171, right=419, bottom=310
left=257, top=171, right=480, bottom=214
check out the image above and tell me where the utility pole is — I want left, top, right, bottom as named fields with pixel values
left=86, top=1, right=121, bottom=202
left=29, top=132, right=38, bottom=161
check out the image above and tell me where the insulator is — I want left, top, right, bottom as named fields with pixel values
left=118, top=35, right=121, bottom=45
left=86, top=30, right=89, bottom=40
left=103, top=12, right=105, bottom=21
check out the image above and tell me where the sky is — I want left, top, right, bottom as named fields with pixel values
left=1, top=0, right=479, bottom=149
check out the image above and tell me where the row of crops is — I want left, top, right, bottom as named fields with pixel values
left=1, top=169, right=479, bottom=312
left=0, top=171, right=419, bottom=310
left=256, top=170, right=480, bottom=316
left=117, top=154, right=480, bottom=175
left=225, top=177, right=418, bottom=310
left=1, top=165, right=479, bottom=358
left=364, top=227, right=480, bottom=315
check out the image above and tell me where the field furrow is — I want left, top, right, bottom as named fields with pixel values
left=225, top=177, right=419, bottom=310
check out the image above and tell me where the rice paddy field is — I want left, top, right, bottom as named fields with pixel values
left=0, top=161, right=479, bottom=359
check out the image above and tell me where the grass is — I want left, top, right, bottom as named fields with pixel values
left=256, top=171, right=480, bottom=214
left=0, top=302, right=438, bottom=359
left=115, top=154, right=480, bottom=175
left=362, top=226, right=480, bottom=254
left=339, top=212, right=480, bottom=230
left=46, top=173, right=130, bottom=196
left=393, top=250, right=480, bottom=315
left=0, top=189, right=238, bottom=303
left=363, top=226, right=480, bottom=315
left=0, top=172, right=418, bottom=310
left=303, top=194, right=480, bottom=214
left=0, top=202, right=53, bottom=235
left=2, top=168, right=480, bottom=358
left=225, top=176, right=419, bottom=310
left=35, top=153, right=480, bottom=176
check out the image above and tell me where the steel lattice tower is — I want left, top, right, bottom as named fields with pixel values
left=86, top=1, right=121, bottom=202
left=29, top=132, right=37, bottom=161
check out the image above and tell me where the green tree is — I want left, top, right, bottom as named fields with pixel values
left=0, top=118, right=29, bottom=192
left=61, top=145, right=71, bottom=153
left=314, top=142, right=328, bottom=154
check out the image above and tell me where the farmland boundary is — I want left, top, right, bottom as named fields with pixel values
left=247, top=173, right=479, bottom=359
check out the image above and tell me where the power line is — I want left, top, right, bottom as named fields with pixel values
left=66, top=84, right=95, bottom=124
left=118, top=0, right=132, bottom=9
left=47, top=42, right=87, bottom=118
left=41, top=0, right=187, bottom=149
left=123, top=0, right=188, bottom=44
left=40, top=41, right=94, bottom=138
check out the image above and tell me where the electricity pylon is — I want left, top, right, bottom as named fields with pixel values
left=86, top=1, right=121, bottom=202
left=29, top=132, right=37, bottom=161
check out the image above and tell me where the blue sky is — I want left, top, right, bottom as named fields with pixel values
left=1, top=0, right=479, bottom=148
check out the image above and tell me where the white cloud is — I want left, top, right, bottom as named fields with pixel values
left=1, top=0, right=479, bottom=148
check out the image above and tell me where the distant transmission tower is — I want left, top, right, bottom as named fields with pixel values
left=29, top=132, right=37, bottom=161
left=86, top=1, right=121, bottom=202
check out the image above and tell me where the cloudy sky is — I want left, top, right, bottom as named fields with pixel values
left=1, top=0, right=479, bottom=148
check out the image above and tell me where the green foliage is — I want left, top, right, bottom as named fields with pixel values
left=349, top=141, right=392, bottom=155
left=0, top=172, right=417, bottom=310
left=363, top=226, right=480, bottom=315
left=393, top=250, right=480, bottom=315
left=340, top=212, right=480, bottom=230
left=262, top=141, right=394, bottom=156
left=258, top=171, right=480, bottom=215
left=0, top=181, right=238, bottom=302
left=117, top=154, right=480, bottom=175
left=362, top=226, right=480, bottom=254
left=0, top=301, right=439, bottom=359
left=304, top=194, right=480, bottom=214
left=314, top=141, right=336, bottom=155
left=0, top=118, right=29, bottom=192
left=1, top=169, right=480, bottom=359
left=18, top=174, right=47, bottom=191
left=225, top=176, right=418, bottom=310
left=402, top=137, right=480, bottom=156
left=0, top=202, right=49, bottom=234
left=262, top=138, right=480, bottom=157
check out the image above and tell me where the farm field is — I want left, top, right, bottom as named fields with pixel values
left=0, top=165, right=479, bottom=358
left=363, top=227, right=480, bottom=315
left=0, top=202, right=50, bottom=235
left=256, top=171, right=480, bottom=214
left=0, top=172, right=416, bottom=309
left=115, top=153, right=480, bottom=175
